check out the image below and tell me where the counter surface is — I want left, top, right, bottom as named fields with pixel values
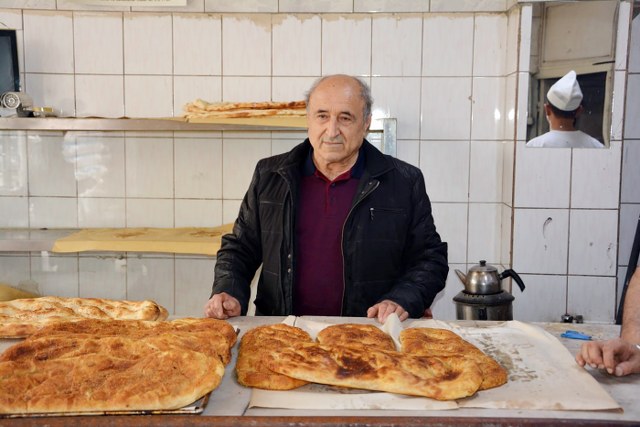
left=0, top=317, right=638, bottom=427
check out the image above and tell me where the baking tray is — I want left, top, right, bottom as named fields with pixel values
left=0, top=392, right=210, bottom=418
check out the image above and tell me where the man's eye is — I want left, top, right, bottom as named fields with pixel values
left=339, top=115, right=354, bottom=123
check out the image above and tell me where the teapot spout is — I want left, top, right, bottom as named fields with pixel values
left=454, top=269, right=467, bottom=286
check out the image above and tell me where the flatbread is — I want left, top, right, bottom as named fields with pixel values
left=0, top=336, right=224, bottom=413
left=268, top=342, right=483, bottom=401
left=0, top=296, right=169, bottom=338
left=0, top=317, right=234, bottom=414
left=236, top=323, right=313, bottom=390
left=183, top=99, right=306, bottom=120
left=399, top=327, right=508, bottom=390
left=316, top=323, right=396, bottom=351
left=20, top=317, right=237, bottom=365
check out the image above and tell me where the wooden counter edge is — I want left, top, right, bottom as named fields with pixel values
left=0, top=415, right=637, bottom=427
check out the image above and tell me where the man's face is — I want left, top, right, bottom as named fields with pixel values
left=306, top=76, right=371, bottom=169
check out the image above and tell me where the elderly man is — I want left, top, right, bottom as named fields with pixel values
left=526, top=70, right=602, bottom=148
left=576, top=267, right=640, bottom=376
left=205, top=74, right=448, bottom=323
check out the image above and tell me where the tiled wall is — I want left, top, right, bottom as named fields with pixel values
left=0, top=0, right=635, bottom=322
left=618, top=11, right=640, bottom=309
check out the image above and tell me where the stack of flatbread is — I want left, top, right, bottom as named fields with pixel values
left=238, top=323, right=507, bottom=401
left=183, top=99, right=306, bottom=121
left=0, top=317, right=236, bottom=414
left=0, top=296, right=169, bottom=338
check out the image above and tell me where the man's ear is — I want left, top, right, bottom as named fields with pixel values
left=574, top=105, right=584, bottom=117
left=543, top=103, right=553, bottom=116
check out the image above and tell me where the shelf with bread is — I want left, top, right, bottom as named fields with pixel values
left=0, top=224, right=233, bottom=256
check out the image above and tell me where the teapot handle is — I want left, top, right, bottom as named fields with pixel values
left=500, top=269, right=526, bottom=292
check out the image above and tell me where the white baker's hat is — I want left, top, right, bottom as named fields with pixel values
left=547, top=70, right=583, bottom=111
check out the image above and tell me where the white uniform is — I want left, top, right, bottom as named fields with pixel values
left=526, top=130, right=602, bottom=148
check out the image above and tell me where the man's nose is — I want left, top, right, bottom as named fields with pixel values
left=326, top=117, right=340, bottom=138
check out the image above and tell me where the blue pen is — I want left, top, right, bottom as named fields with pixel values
left=561, top=330, right=592, bottom=340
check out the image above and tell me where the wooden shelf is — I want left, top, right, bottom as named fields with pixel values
left=0, top=117, right=307, bottom=132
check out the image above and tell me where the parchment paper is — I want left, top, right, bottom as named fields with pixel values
left=248, top=317, right=620, bottom=412
left=51, top=225, right=233, bottom=255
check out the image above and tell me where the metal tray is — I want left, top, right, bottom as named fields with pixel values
left=0, top=392, right=210, bottom=418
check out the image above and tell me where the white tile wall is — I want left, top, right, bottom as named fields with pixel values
left=31, top=253, right=79, bottom=297
left=371, top=14, right=422, bottom=76
left=473, top=14, right=507, bottom=77
left=27, top=133, right=76, bottom=197
left=78, top=198, right=126, bottom=228
left=25, top=73, right=76, bottom=117
left=174, top=137, right=222, bottom=199
left=469, top=140, right=503, bottom=202
left=468, top=203, right=502, bottom=264
left=75, top=75, right=124, bottom=118
left=322, top=15, right=372, bottom=75
left=514, top=142, right=571, bottom=208
left=472, top=77, right=505, bottom=140
left=175, top=257, right=216, bottom=316
left=126, top=198, right=174, bottom=227
left=567, top=275, right=616, bottom=323
left=222, top=139, right=271, bottom=199
left=421, top=77, right=472, bottom=140
left=568, top=209, right=618, bottom=276
left=76, top=135, right=126, bottom=198
left=0, top=132, right=27, bottom=197
left=570, top=140, right=621, bottom=209
left=272, top=15, right=321, bottom=76
left=174, top=77, right=221, bottom=116
left=222, top=15, right=271, bottom=76
left=321, top=15, right=372, bottom=76
left=73, top=12, right=123, bottom=74
left=512, top=274, right=567, bottom=322
left=0, top=255, right=31, bottom=288
left=512, top=208, right=569, bottom=275
left=23, top=11, right=73, bottom=73
left=420, top=140, right=469, bottom=203
left=173, top=14, right=221, bottom=75
left=175, top=199, right=222, bottom=227
left=124, top=14, right=172, bottom=75
left=0, top=197, right=28, bottom=227
left=126, top=255, right=175, bottom=312
left=0, top=4, right=635, bottom=322
left=422, top=14, right=473, bottom=77
left=124, top=75, right=173, bottom=117
left=30, top=197, right=78, bottom=228
left=431, top=265, right=466, bottom=321
left=624, top=74, right=640, bottom=139
left=371, top=77, right=421, bottom=139
left=430, top=203, right=468, bottom=265
left=79, top=256, right=127, bottom=299
left=125, top=136, right=173, bottom=198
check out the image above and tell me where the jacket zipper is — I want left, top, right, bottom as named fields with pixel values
left=340, top=179, right=380, bottom=315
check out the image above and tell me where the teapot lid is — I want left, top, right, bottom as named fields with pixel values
left=468, top=260, right=497, bottom=273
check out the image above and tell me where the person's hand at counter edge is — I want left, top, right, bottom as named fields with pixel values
left=204, top=292, right=241, bottom=319
left=367, top=299, right=409, bottom=323
left=576, top=338, right=640, bottom=376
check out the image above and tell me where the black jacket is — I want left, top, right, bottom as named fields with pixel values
left=212, top=139, right=448, bottom=318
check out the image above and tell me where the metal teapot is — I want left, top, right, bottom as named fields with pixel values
left=454, top=260, right=525, bottom=295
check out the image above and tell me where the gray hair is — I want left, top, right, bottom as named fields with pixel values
left=305, top=75, right=373, bottom=120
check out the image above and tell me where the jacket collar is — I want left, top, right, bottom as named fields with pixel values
left=282, top=138, right=392, bottom=178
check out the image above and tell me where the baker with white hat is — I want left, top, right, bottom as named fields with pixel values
left=526, top=70, right=602, bottom=148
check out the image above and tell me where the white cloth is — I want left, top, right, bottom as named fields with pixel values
left=547, top=70, right=583, bottom=111
left=526, top=130, right=602, bottom=148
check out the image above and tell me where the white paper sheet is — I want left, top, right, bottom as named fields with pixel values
left=248, top=318, right=621, bottom=412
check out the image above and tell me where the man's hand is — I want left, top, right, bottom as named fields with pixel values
left=575, top=338, right=640, bottom=376
left=204, top=292, right=241, bottom=320
left=366, top=299, right=409, bottom=323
